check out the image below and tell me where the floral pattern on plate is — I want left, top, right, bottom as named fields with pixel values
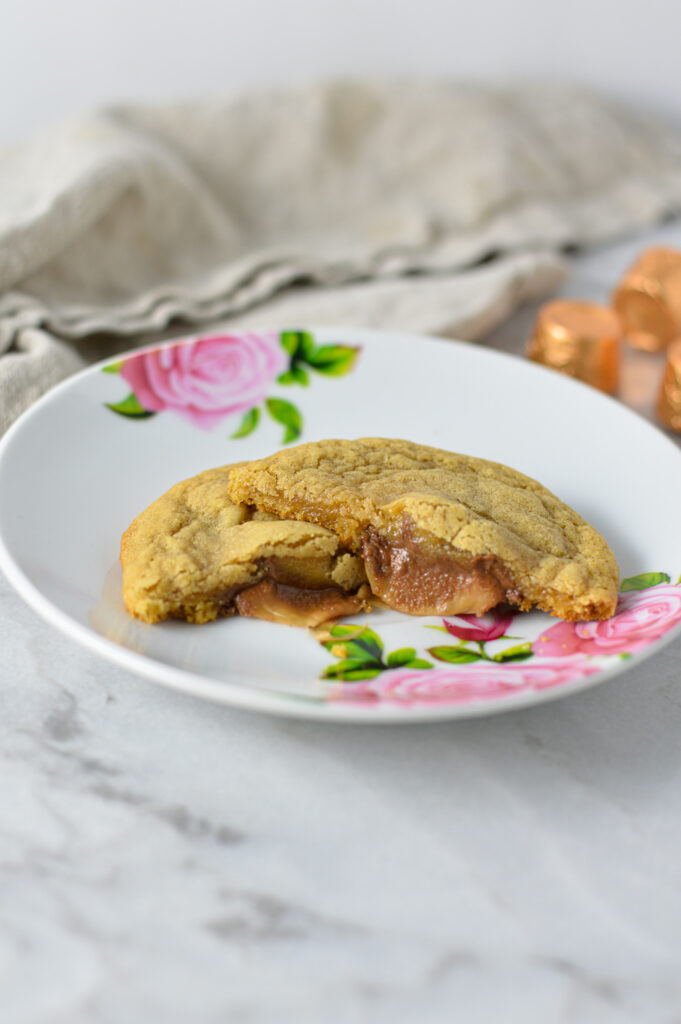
left=324, top=572, right=681, bottom=707
left=102, top=330, right=360, bottom=443
left=533, top=575, right=681, bottom=657
left=95, top=329, right=681, bottom=712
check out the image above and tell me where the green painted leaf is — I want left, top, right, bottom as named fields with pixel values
left=328, top=623, right=366, bottom=638
left=386, top=647, right=417, bottom=667
left=491, top=642, right=533, bottom=663
left=299, top=332, right=318, bottom=361
left=102, top=360, right=124, bottom=374
left=304, top=344, right=358, bottom=376
left=620, top=572, right=670, bottom=592
left=327, top=624, right=384, bottom=661
left=303, top=343, right=354, bottom=366
left=265, top=398, right=303, bottom=444
left=351, top=628, right=384, bottom=659
left=330, top=623, right=383, bottom=648
left=277, top=365, right=309, bottom=387
left=338, top=639, right=383, bottom=663
left=333, top=668, right=382, bottom=682
left=230, top=406, right=260, bottom=439
left=403, top=659, right=433, bottom=669
left=620, top=652, right=632, bottom=661
left=428, top=646, right=482, bottom=664
left=280, top=331, right=302, bottom=358
left=105, top=393, right=155, bottom=419
left=322, top=658, right=380, bottom=677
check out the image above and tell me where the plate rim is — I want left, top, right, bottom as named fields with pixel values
left=2, top=324, right=681, bottom=723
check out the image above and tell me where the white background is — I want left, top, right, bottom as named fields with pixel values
left=2, top=0, right=680, bottom=145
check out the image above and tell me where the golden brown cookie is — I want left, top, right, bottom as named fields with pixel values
left=227, top=438, right=619, bottom=621
left=121, top=464, right=370, bottom=627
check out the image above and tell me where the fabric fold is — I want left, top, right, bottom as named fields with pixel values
left=1, top=79, right=681, bottom=432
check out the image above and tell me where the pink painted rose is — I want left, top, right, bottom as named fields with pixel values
left=121, top=333, right=287, bottom=429
left=332, top=657, right=599, bottom=706
left=442, top=610, right=514, bottom=643
left=533, top=584, right=681, bottom=658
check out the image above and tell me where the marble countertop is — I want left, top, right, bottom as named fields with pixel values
left=4, top=225, right=681, bottom=1024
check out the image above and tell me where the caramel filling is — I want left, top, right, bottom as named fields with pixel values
left=361, top=522, right=522, bottom=616
left=185, top=519, right=525, bottom=627
left=215, top=555, right=369, bottom=628
left=235, top=579, right=368, bottom=627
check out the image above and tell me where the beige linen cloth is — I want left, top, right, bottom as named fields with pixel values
left=2, top=79, right=681, bottom=434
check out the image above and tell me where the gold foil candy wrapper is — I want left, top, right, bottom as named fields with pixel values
left=657, top=337, right=681, bottom=433
left=526, top=299, right=620, bottom=394
left=613, top=246, right=681, bottom=352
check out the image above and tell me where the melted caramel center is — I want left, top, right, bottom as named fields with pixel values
left=361, top=522, right=522, bottom=616
left=235, top=579, right=367, bottom=627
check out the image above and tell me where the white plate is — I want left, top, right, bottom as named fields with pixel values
left=1, top=326, right=681, bottom=722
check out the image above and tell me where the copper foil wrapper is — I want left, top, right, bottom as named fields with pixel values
left=526, top=299, right=620, bottom=393
left=657, top=337, right=681, bottom=432
left=613, top=246, right=681, bottom=352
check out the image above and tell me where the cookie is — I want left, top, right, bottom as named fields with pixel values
left=227, top=438, right=619, bottom=621
left=121, top=464, right=370, bottom=626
